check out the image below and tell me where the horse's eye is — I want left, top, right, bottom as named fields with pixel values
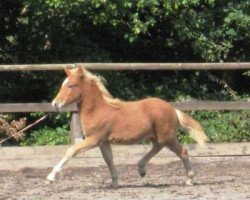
left=68, top=84, right=78, bottom=88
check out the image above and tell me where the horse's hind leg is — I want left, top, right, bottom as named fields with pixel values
left=166, top=139, right=194, bottom=186
left=99, top=141, right=118, bottom=188
left=46, top=136, right=99, bottom=183
left=138, top=140, right=163, bottom=177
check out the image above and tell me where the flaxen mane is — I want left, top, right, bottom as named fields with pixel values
left=83, top=69, right=122, bottom=107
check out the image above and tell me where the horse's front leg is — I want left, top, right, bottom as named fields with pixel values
left=99, top=141, right=118, bottom=188
left=46, top=136, right=99, bottom=183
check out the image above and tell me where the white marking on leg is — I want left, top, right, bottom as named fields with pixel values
left=46, top=137, right=99, bottom=183
left=47, top=172, right=56, bottom=182
left=54, top=157, right=68, bottom=172
left=185, top=178, right=193, bottom=186
left=47, top=157, right=68, bottom=182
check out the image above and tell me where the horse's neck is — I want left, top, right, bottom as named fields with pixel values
left=78, top=82, right=105, bottom=114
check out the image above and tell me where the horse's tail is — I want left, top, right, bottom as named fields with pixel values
left=175, top=109, right=209, bottom=147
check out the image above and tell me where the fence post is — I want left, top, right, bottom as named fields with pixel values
left=70, top=112, right=84, bottom=144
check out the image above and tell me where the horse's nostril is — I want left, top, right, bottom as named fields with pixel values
left=52, top=100, right=59, bottom=110
left=54, top=104, right=59, bottom=111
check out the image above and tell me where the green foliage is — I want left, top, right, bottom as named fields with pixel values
left=196, top=110, right=250, bottom=143
left=178, top=110, right=250, bottom=144
left=21, top=126, right=70, bottom=146
left=102, top=70, right=248, bottom=101
left=30, top=112, right=71, bottom=127
left=243, top=70, right=250, bottom=77
left=1, top=0, right=249, bottom=63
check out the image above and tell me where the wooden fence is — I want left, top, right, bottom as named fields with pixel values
left=0, top=62, right=250, bottom=71
left=0, top=63, right=249, bottom=144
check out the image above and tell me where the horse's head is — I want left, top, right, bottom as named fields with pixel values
left=52, top=67, right=85, bottom=110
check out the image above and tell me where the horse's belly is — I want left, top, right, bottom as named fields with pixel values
left=108, top=132, right=148, bottom=144
left=108, top=122, right=152, bottom=144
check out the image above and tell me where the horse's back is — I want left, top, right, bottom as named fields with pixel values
left=108, top=97, right=178, bottom=144
left=140, top=97, right=175, bottom=111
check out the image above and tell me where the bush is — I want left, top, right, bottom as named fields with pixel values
left=21, top=126, right=70, bottom=146
left=178, top=110, right=250, bottom=144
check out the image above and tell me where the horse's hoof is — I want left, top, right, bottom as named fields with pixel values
left=107, top=182, right=118, bottom=189
left=138, top=163, right=146, bottom=178
left=138, top=165, right=146, bottom=177
left=111, top=184, right=118, bottom=189
left=185, top=179, right=193, bottom=186
left=46, top=173, right=56, bottom=183
left=139, top=172, right=146, bottom=177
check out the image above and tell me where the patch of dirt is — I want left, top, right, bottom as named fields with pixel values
left=1, top=157, right=249, bottom=200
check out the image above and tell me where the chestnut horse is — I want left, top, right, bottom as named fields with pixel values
left=46, top=67, right=208, bottom=187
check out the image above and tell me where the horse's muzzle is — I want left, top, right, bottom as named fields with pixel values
left=52, top=100, right=62, bottom=111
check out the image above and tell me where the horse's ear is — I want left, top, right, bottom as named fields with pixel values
left=76, top=66, right=84, bottom=79
left=64, top=68, right=72, bottom=76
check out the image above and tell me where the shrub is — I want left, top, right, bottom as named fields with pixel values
left=178, top=110, right=250, bottom=144
left=21, top=126, right=70, bottom=146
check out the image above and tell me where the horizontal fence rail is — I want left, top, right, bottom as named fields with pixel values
left=0, top=101, right=249, bottom=113
left=173, top=101, right=250, bottom=111
left=0, top=103, right=77, bottom=113
left=0, top=62, right=250, bottom=71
